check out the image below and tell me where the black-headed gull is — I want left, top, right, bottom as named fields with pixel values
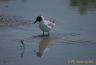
left=34, top=16, right=55, bottom=36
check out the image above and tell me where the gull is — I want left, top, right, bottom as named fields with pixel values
left=34, top=16, right=55, bottom=36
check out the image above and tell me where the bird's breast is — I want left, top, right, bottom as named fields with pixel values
left=39, top=22, right=50, bottom=32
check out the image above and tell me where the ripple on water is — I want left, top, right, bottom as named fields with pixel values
left=46, top=32, right=96, bottom=46
left=17, top=32, right=96, bottom=47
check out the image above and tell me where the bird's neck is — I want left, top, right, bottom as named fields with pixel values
left=41, top=16, right=44, bottom=20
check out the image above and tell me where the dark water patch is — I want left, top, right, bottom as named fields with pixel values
left=70, top=0, right=96, bottom=14
left=0, top=15, right=33, bottom=28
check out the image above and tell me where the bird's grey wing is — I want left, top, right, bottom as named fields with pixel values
left=48, top=21, right=55, bottom=28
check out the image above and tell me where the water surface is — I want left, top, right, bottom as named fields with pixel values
left=0, top=0, right=96, bottom=65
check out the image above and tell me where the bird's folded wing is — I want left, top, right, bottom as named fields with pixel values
left=44, top=20, right=55, bottom=29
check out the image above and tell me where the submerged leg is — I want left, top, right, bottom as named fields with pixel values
left=42, top=31, right=44, bottom=36
left=48, top=32, right=50, bottom=36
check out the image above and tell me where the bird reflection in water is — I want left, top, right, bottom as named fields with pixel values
left=36, top=36, right=53, bottom=57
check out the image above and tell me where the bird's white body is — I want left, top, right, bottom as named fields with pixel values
left=34, top=16, right=55, bottom=35
left=38, top=16, right=55, bottom=32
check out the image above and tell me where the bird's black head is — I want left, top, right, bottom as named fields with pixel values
left=34, top=16, right=42, bottom=24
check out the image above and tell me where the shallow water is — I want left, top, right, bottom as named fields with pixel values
left=0, top=0, right=96, bottom=65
